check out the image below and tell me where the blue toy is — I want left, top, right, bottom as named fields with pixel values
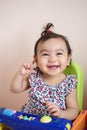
left=0, top=107, right=72, bottom=130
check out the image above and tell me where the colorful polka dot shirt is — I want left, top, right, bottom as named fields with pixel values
left=20, top=68, right=78, bottom=116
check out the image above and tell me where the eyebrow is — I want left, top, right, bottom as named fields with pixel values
left=40, top=49, right=65, bottom=53
left=40, top=49, right=49, bottom=53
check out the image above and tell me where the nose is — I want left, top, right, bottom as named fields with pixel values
left=48, top=55, right=57, bottom=63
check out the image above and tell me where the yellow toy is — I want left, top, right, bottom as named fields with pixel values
left=40, top=115, right=52, bottom=123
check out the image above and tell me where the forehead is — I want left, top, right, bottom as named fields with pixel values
left=37, top=38, right=67, bottom=52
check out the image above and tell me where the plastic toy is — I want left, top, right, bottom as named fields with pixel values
left=40, top=115, right=52, bottom=123
left=0, top=107, right=72, bottom=130
left=72, top=110, right=87, bottom=130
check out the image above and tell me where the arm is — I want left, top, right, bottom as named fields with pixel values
left=11, top=62, right=36, bottom=93
left=62, top=89, right=79, bottom=120
left=46, top=89, right=79, bottom=120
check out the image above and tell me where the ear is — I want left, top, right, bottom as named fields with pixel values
left=67, top=54, right=72, bottom=66
left=33, top=55, right=38, bottom=65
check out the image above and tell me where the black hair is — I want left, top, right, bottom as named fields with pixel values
left=34, top=23, right=72, bottom=56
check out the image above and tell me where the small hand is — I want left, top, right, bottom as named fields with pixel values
left=19, top=60, right=36, bottom=77
left=46, top=101, right=61, bottom=117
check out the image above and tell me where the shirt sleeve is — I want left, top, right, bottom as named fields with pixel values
left=66, top=75, right=78, bottom=95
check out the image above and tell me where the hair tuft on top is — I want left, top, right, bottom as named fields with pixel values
left=41, top=23, right=54, bottom=36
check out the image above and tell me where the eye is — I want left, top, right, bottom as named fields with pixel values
left=42, top=53, right=49, bottom=56
left=56, top=52, right=63, bottom=55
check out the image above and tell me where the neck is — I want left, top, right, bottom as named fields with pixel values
left=42, top=73, right=66, bottom=86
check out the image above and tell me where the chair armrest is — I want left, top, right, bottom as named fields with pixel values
left=71, top=110, right=87, bottom=130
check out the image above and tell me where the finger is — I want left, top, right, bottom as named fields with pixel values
left=47, top=105, right=57, bottom=111
left=23, top=63, right=30, bottom=69
left=22, top=63, right=27, bottom=70
left=46, top=101, right=56, bottom=108
left=50, top=112, right=59, bottom=117
left=30, top=69, right=37, bottom=74
left=45, top=101, right=52, bottom=106
left=30, top=62, right=34, bottom=71
left=50, top=107, right=58, bottom=112
left=27, top=63, right=31, bottom=69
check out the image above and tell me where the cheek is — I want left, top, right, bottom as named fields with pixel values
left=37, top=58, right=47, bottom=67
left=61, top=58, right=69, bottom=66
left=36, top=58, right=44, bottom=65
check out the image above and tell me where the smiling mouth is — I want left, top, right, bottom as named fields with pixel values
left=47, top=65, right=59, bottom=70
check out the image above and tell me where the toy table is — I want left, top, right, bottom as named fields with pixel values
left=0, top=107, right=72, bottom=130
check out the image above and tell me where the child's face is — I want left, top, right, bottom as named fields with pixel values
left=34, top=38, right=71, bottom=77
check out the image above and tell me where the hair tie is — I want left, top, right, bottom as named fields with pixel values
left=47, top=29, right=52, bottom=33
